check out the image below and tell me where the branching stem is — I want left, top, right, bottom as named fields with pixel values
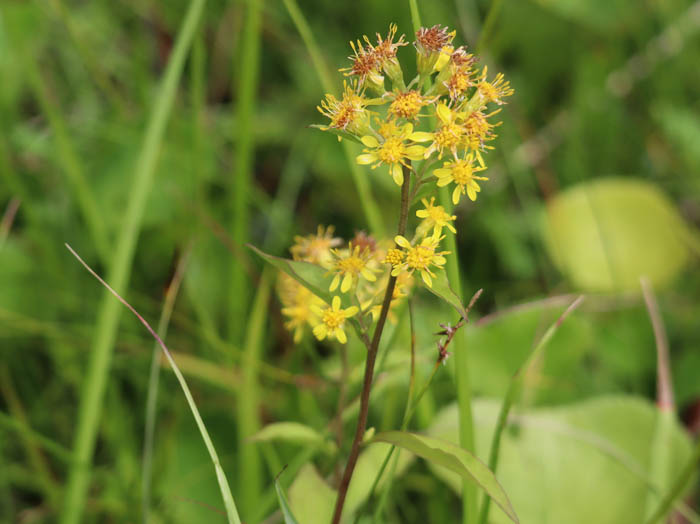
left=331, top=165, right=411, bottom=524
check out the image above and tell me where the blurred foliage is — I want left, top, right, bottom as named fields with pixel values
left=0, top=0, right=699, bottom=522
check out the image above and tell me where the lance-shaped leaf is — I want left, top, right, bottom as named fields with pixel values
left=425, top=268, right=467, bottom=319
left=373, top=431, right=519, bottom=524
left=248, top=245, right=333, bottom=304
left=309, top=124, right=363, bottom=145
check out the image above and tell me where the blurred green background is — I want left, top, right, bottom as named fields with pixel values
left=1, top=0, right=699, bottom=522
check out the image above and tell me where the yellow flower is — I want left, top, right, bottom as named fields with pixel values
left=462, top=109, right=500, bottom=167
left=278, top=274, right=322, bottom=343
left=317, top=81, right=372, bottom=137
left=413, top=103, right=467, bottom=160
left=291, top=225, right=342, bottom=267
left=476, top=66, right=514, bottom=105
left=416, top=197, right=457, bottom=235
left=329, top=243, right=377, bottom=293
left=340, top=39, right=385, bottom=92
left=414, top=25, right=456, bottom=75
left=433, top=153, right=488, bottom=205
left=388, top=90, right=431, bottom=121
left=311, top=296, right=358, bottom=344
left=392, top=234, right=449, bottom=287
left=356, top=122, right=427, bottom=185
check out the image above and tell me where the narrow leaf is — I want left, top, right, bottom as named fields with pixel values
left=426, top=269, right=467, bottom=319
left=373, top=431, right=519, bottom=524
left=251, top=422, right=336, bottom=454
left=275, top=478, right=301, bottom=524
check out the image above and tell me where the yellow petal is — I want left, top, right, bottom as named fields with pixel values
left=361, top=135, right=379, bottom=148
left=391, top=163, right=403, bottom=185
left=467, top=186, right=477, bottom=201
left=394, top=235, right=411, bottom=248
left=332, top=295, right=341, bottom=310
left=341, top=272, right=353, bottom=293
left=405, top=145, right=426, bottom=160
left=437, top=176, right=452, bottom=187
left=361, top=268, right=377, bottom=281
left=357, top=153, right=378, bottom=165
left=433, top=168, right=451, bottom=177
left=336, top=329, right=348, bottom=344
left=421, top=270, right=433, bottom=287
left=313, top=324, right=327, bottom=340
left=433, top=256, right=447, bottom=265
left=436, top=103, right=451, bottom=124
left=452, top=186, right=461, bottom=205
left=409, top=131, right=433, bottom=142
left=344, top=306, right=359, bottom=317
left=330, top=274, right=340, bottom=292
left=416, top=209, right=429, bottom=218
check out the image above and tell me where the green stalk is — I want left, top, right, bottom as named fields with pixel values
left=60, top=1, right=207, bottom=522
left=237, top=269, right=271, bottom=519
left=407, top=2, right=477, bottom=522
left=478, top=296, right=584, bottom=524
left=230, top=0, right=263, bottom=344
left=281, top=0, right=385, bottom=236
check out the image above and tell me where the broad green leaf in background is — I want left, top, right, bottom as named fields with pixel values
left=542, top=177, right=691, bottom=292
left=428, top=396, right=694, bottom=524
left=287, top=443, right=414, bottom=524
left=533, top=0, right=636, bottom=32
left=373, top=431, right=519, bottom=524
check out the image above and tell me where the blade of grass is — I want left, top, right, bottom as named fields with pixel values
left=142, top=248, right=192, bottom=523
left=281, top=0, right=385, bottom=236
left=407, top=2, right=478, bottom=522
left=229, top=0, right=263, bottom=344
left=65, top=244, right=242, bottom=524
left=237, top=268, right=272, bottom=517
left=60, top=1, right=207, bottom=521
left=478, top=296, right=584, bottom=524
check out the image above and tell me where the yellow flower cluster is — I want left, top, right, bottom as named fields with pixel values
left=278, top=227, right=413, bottom=344
left=317, top=23, right=513, bottom=205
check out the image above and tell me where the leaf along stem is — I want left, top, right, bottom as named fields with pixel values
left=331, top=165, right=411, bottom=524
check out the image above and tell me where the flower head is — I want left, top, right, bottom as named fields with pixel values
left=415, top=103, right=467, bottom=160
left=356, top=122, right=428, bottom=185
left=291, top=225, right=342, bottom=267
left=414, top=25, right=455, bottom=75
left=392, top=234, right=450, bottom=287
left=311, top=296, right=358, bottom=344
left=317, top=81, right=372, bottom=137
left=341, top=39, right=384, bottom=92
left=416, top=197, right=457, bottom=235
left=278, top=274, right=323, bottom=343
left=387, top=90, right=432, bottom=120
left=329, top=243, right=377, bottom=293
left=433, top=153, right=488, bottom=205
left=476, top=66, right=514, bottom=105
left=372, top=23, right=408, bottom=87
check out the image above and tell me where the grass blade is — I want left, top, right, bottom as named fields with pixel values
left=59, top=1, right=207, bottom=521
left=65, top=244, right=242, bottom=524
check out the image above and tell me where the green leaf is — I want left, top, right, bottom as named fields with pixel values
left=309, top=124, right=363, bottom=145
left=248, top=244, right=332, bottom=304
left=372, top=431, right=519, bottom=524
left=425, top=269, right=467, bottom=319
left=541, top=177, right=691, bottom=292
left=288, top=464, right=335, bottom=524
left=250, top=422, right=336, bottom=454
left=428, top=396, right=695, bottom=524
left=275, top=478, right=301, bottom=524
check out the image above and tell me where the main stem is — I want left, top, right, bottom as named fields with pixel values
left=331, top=166, right=411, bottom=524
